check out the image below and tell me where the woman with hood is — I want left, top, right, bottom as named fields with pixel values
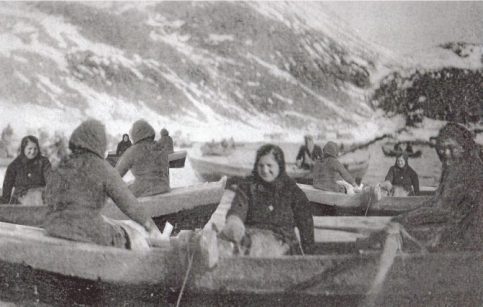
left=116, top=134, right=132, bottom=156
left=116, top=119, right=170, bottom=197
left=381, top=152, right=419, bottom=196
left=157, top=128, right=174, bottom=154
left=312, top=141, right=358, bottom=193
left=1, top=135, right=51, bottom=204
left=43, top=119, right=161, bottom=249
left=218, top=144, right=314, bottom=257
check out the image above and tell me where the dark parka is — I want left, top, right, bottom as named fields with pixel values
left=384, top=153, right=420, bottom=195
left=296, top=144, right=323, bottom=170
left=43, top=120, right=149, bottom=248
left=116, top=134, right=132, bottom=156
left=116, top=120, right=170, bottom=197
left=227, top=173, right=315, bottom=254
left=313, top=141, right=356, bottom=192
left=2, top=148, right=51, bottom=204
left=158, top=129, right=174, bottom=154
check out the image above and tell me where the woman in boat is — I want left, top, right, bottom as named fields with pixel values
left=380, top=152, right=420, bottom=196
left=365, top=123, right=483, bottom=252
left=158, top=128, right=174, bottom=153
left=219, top=144, right=315, bottom=257
left=116, top=134, right=132, bottom=156
left=296, top=134, right=323, bottom=170
left=312, top=141, right=358, bottom=193
left=116, top=119, right=170, bottom=197
left=1, top=135, right=51, bottom=204
left=43, top=119, right=162, bottom=249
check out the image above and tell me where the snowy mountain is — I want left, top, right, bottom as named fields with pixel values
left=0, top=1, right=393, bottom=142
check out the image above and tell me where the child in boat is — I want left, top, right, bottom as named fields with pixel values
left=158, top=128, right=174, bottom=154
left=116, top=133, right=132, bottom=156
left=1, top=135, right=51, bottom=205
left=296, top=134, right=322, bottom=170
left=380, top=152, right=420, bottom=196
left=116, top=119, right=170, bottom=197
left=365, top=123, right=483, bottom=252
left=218, top=144, right=315, bottom=257
left=312, top=141, right=358, bottom=193
left=43, top=119, right=162, bottom=249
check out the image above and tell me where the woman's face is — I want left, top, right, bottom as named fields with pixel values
left=437, top=137, right=464, bottom=164
left=24, top=140, right=38, bottom=160
left=123, top=135, right=129, bottom=142
left=257, top=153, right=280, bottom=183
left=396, top=156, right=406, bottom=168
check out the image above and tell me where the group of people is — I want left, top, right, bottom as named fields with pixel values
left=296, top=134, right=419, bottom=197
left=0, top=121, right=481, bottom=260
left=1, top=119, right=176, bottom=248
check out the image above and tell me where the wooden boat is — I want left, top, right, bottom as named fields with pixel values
left=190, top=156, right=369, bottom=183
left=299, top=184, right=436, bottom=215
left=0, top=177, right=226, bottom=227
left=381, top=143, right=422, bottom=158
left=0, top=191, right=480, bottom=305
left=106, top=150, right=187, bottom=168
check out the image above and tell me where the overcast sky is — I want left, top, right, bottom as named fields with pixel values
left=324, top=1, right=483, bottom=55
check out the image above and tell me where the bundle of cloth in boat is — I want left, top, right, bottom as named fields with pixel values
left=366, top=123, right=483, bottom=252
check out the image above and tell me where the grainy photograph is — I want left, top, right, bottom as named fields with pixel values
left=0, top=1, right=481, bottom=306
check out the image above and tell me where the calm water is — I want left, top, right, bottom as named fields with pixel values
left=0, top=140, right=443, bottom=306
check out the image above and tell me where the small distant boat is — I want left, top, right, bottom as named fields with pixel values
left=0, top=177, right=227, bottom=227
left=200, top=143, right=235, bottom=157
left=190, top=156, right=369, bottom=183
left=106, top=150, right=187, bottom=168
left=298, top=184, right=436, bottom=215
left=381, top=142, right=422, bottom=158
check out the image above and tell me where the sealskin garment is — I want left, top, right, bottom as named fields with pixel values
left=393, top=124, right=483, bottom=251
left=43, top=120, right=148, bottom=248
left=116, top=120, right=170, bottom=197
left=2, top=155, right=51, bottom=204
left=296, top=144, right=323, bottom=170
left=384, top=153, right=420, bottom=196
left=226, top=173, right=315, bottom=254
left=313, top=141, right=356, bottom=192
left=116, top=134, right=132, bottom=156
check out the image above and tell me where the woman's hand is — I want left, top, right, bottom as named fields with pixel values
left=221, top=215, right=246, bottom=244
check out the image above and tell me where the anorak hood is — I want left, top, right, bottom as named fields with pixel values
left=130, top=119, right=155, bottom=144
left=161, top=128, right=169, bottom=136
left=323, top=141, right=339, bottom=158
left=69, top=119, right=107, bottom=158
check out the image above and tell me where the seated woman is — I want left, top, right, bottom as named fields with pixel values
left=158, top=128, right=174, bottom=154
left=296, top=135, right=322, bottom=170
left=364, top=123, right=483, bottom=252
left=1, top=135, right=51, bottom=205
left=218, top=144, right=315, bottom=258
left=43, top=119, right=162, bottom=249
left=380, top=152, right=419, bottom=196
left=312, top=141, right=358, bottom=193
left=116, top=120, right=170, bottom=197
left=116, top=134, right=132, bottom=156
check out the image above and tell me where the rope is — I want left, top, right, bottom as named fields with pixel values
left=175, top=249, right=195, bottom=307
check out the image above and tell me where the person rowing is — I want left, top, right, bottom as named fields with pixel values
left=43, top=119, right=162, bottom=249
left=116, top=119, right=170, bottom=197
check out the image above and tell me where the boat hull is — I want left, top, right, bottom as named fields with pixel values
left=0, top=177, right=226, bottom=226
